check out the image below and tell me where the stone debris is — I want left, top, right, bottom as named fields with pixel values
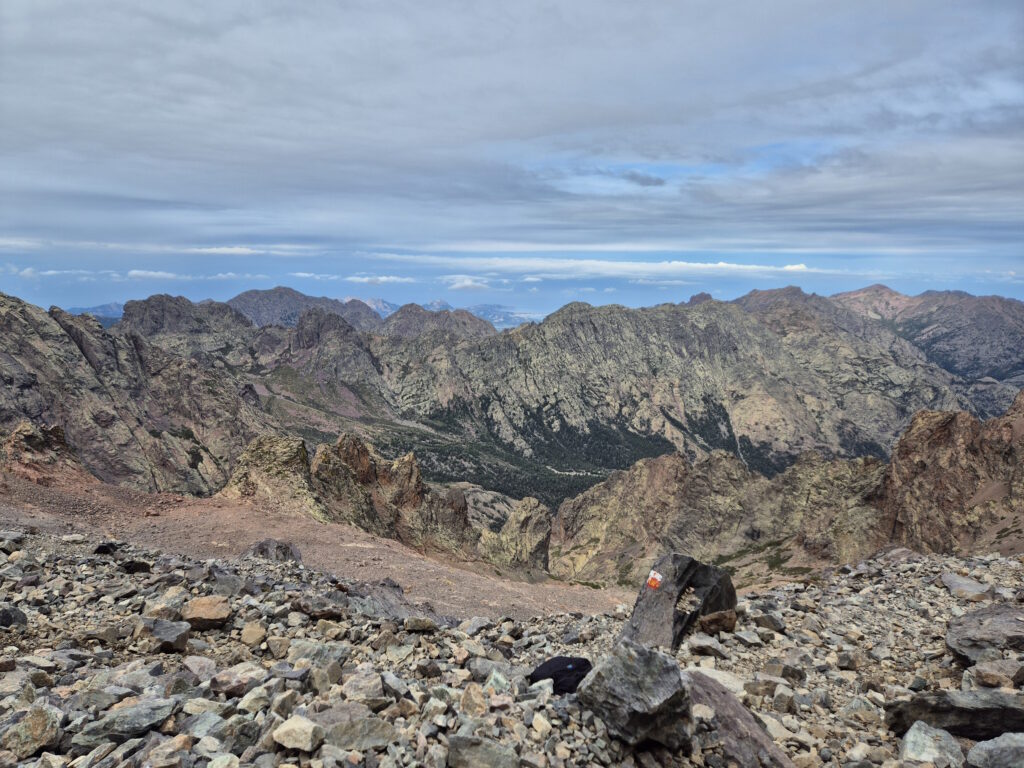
left=0, top=530, right=1022, bottom=767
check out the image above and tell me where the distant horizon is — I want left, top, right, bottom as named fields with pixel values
left=10, top=280, right=1020, bottom=328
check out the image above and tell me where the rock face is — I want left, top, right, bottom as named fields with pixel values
left=0, top=421, right=95, bottom=487
left=834, top=284, right=1024, bottom=389
left=0, top=293, right=269, bottom=494
left=577, top=638, right=694, bottom=750
left=898, top=721, right=965, bottom=767
left=619, top=553, right=737, bottom=650
left=551, top=392, right=1024, bottom=584
left=6, top=284, right=1023, bottom=509
left=967, top=733, right=1024, bottom=768
left=478, top=497, right=552, bottom=572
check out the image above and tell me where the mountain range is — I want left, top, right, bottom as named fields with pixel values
left=5, top=284, right=1023, bottom=506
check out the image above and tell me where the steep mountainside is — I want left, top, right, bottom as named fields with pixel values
left=1, top=286, right=999, bottom=506
left=0, top=293, right=269, bottom=495
left=833, top=284, right=1024, bottom=385
left=227, top=286, right=384, bottom=331
left=551, top=392, right=1024, bottom=586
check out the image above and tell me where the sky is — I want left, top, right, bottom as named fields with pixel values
left=1, top=0, right=1022, bottom=314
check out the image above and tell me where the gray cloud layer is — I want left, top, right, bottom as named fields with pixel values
left=1, top=0, right=1022, bottom=306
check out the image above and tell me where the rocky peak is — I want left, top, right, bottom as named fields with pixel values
left=380, top=304, right=496, bottom=340
left=120, top=294, right=253, bottom=337
left=227, top=286, right=384, bottom=331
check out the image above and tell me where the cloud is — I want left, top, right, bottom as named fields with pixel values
left=344, top=275, right=416, bottom=285
left=621, top=170, right=666, bottom=187
left=443, top=275, right=491, bottom=291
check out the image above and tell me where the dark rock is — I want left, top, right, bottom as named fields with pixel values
left=244, top=539, right=302, bottom=562
left=71, top=698, right=177, bottom=751
left=885, top=690, right=1024, bottom=739
left=0, top=604, right=27, bottom=628
left=685, top=671, right=794, bottom=767
left=292, top=595, right=348, bottom=621
left=698, top=609, right=738, bottom=634
left=118, top=559, right=152, bottom=574
left=138, top=618, right=190, bottom=653
left=576, top=638, right=692, bottom=750
left=93, top=541, right=121, bottom=555
left=946, top=604, right=1024, bottom=665
left=620, top=553, right=736, bottom=649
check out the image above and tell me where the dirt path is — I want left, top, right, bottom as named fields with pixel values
left=0, top=475, right=632, bottom=619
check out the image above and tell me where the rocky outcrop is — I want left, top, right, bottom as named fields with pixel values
left=549, top=394, right=1024, bottom=585
left=217, top=436, right=324, bottom=519
left=0, top=294, right=269, bottom=495
left=880, top=391, right=1024, bottom=555
left=619, top=553, right=737, bottom=650
left=478, top=497, right=552, bottom=572
left=379, top=304, right=496, bottom=340
left=0, top=422, right=95, bottom=487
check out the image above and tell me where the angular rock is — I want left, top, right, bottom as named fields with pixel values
left=886, top=690, right=1024, bottom=740
left=947, top=604, right=1024, bottom=665
left=577, top=638, right=692, bottom=749
left=899, top=721, right=965, bottom=767
left=620, top=553, right=737, bottom=649
left=272, top=715, right=324, bottom=752
left=941, top=573, right=994, bottom=602
left=137, top=618, right=191, bottom=653
left=143, top=586, right=189, bottom=621
left=685, top=671, right=794, bottom=768
left=0, top=705, right=62, bottom=760
left=447, top=735, right=518, bottom=768
left=181, top=595, right=231, bottom=630
left=967, top=733, right=1024, bottom=768
left=0, top=604, right=27, bottom=628
left=72, top=698, right=177, bottom=750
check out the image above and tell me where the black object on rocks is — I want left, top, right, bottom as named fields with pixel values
left=527, top=656, right=593, bottom=694
left=245, top=539, right=302, bottom=563
left=620, top=553, right=737, bottom=650
left=93, top=541, right=121, bottom=555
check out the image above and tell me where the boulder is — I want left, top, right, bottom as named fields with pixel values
left=967, top=733, right=1024, bottom=768
left=71, top=698, right=177, bottom=750
left=941, top=572, right=995, bottom=602
left=272, top=715, right=324, bottom=752
left=886, top=690, right=1024, bottom=740
left=620, top=553, right=737, bottom=649
left=137, top=618, right=191, bottom=653
left=0, top=705, right=62, bottom=760
left=946, top=604, right=1024, bottom=665
left=685, top=671, right=794, bottom=767
left=899, top=721, right=965, bottom=767
left=576, top=638, right=693, bottom=750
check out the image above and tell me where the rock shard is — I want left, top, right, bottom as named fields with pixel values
left=619, top=552, right=737, bottom=649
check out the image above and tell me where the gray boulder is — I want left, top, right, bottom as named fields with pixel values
left=685, top=671, right=794, bottom=767
left=899, top=721, right=965, bottom=767
left=620, top=552, right=736, bottom=650
left=447, top=735, right=519, bottom=768
left=577, top=638, right=693, bottom=750
left=946, top=604, right=1024, bottom=665
left=967, top=733, right=1024, bottom=768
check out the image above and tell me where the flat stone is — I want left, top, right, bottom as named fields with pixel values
left=447, top=735, right=519, bottom=768
left=72, top=698, right=177, bottom=750
left=138, top=618, right=190, bottom=653
left=941, top=573, right=994, bottom=602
